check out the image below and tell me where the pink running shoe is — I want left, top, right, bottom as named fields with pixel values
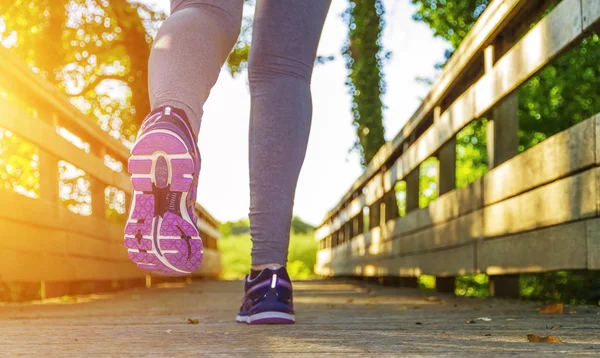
left=124, top=106, right=203, bottom=276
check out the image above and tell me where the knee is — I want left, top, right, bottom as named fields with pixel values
left=248, top=54, right=313, bottom=87
left=171, top=0, right=242, bottom=42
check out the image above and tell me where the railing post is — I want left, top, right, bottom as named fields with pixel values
left=405, top=168, right=420, bottom=212
left=484, top=42, right=519, bottom=169
left=489, top=274, right=520, bottom=299
left=39, top=113, right=60, bottom=204
left=38, top=151, right=59, bottom=204
left=436, top=276, right=456, bottom=294
left=91, top=146, right=107, bottom=218
left=438, top=136, right=457, bottom=195
left=487, top=92, right=519, bottom=168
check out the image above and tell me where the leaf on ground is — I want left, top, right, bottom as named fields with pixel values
left=397, top=306, right=408, bottom=311
left=547, top=325, right=562, bottom=330
left=426, top=296, right=441, bottom=302
left=466, top=319, right=477, bottom=324
left=165, top=330, right=172, bottom=334
left=539, top=303, right=564, bottom=314
left=484, top=333, right=492, bottom=337
left=477, top=317, right=492, bottom=321
left=346, top=298, right=354, bottom=304
left=527, top=334, right=562, bottom=343
left=187, top=318, right=199, bottom=324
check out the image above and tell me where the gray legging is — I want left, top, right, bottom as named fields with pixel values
left=149, top=0, right=331, bottom=265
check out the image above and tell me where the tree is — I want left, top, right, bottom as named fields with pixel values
left=0, top=0, right=163, bottom=142
left=343, top=0, right=387, bottom=166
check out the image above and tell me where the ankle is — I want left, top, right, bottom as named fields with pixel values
left=251, top=263, right=283, bottom=271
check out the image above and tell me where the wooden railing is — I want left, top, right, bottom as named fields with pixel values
left=315, top=0, right=600, bottom=296
left=0, top=46, right=221, bottom=300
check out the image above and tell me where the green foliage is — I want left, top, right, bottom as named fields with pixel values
left=394, top=181, right=406, bottom=217
left=343, top=0, right=387, bottom=166
left=521, top=271, right=600, bottom=305
left=455, top=274, right=489, bottom=298
left=105, top=186, right=127, bottom=224
left=218, top=219, right=251, bottom=237
left=0, top=129, right=39, bottom=198
left=291, top=216, right=316, bottom=234
left=418, top=275, right=436, bottom=290
left=419, top=157, right=438, bottom=208
left=456, top=118, right=488, bottom=188
left=411, top=0, right=488, bottom=50
left=217, top=218, right=318, bottom=280
left=218, top=233, right=253, bottom=280
left=58, top=160, right=92, bottom=216
left=518, top=34, right=600, bottom=152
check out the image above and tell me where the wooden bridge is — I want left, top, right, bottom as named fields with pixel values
left=1, top=0, right=600, bottom=355
left=315, top=0, right=600, bottom=298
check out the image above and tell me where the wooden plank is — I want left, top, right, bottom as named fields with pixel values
left=387, top=244, right=476, bottom=277
left=582, top=0, right=600, bottom=31
left=0, top=219, right=67, bottom=256
left=396, top=210, right=482, bottom=255
left=0, top=249, right=74, bottom=282
left=475, top=0, right=583, bottom=117
left=478, top=220, right=588, bottom=274
left=484, top=115, right=597, bottom=205
left=586, top=218, right=600, bottom=270
left=2, top=280, right=600, bottom=355
left=0, top=189, right=123, bottom=243
left=483, top=168, right=597, bottom=238
left=386, top=179, right=483, bottom=238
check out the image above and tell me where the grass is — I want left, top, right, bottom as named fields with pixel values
left=217, top=232, right=318, bottom=280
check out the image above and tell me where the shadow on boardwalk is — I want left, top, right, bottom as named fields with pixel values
left=0, top=279, right=599, bottom=356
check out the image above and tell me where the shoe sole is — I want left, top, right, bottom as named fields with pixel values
left=124, top=129, right=203, bottom=276
left=236, top=312, right=295, bottom=325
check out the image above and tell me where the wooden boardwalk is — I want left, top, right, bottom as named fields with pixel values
left=1, top=280, right=599, bottom=357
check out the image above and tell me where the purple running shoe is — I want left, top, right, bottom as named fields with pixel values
left=124, top=105, right=203, bottom=276
left=236, top=267, right=295, bottom=324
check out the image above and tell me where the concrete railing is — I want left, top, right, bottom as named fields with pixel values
left=0, top=46, right=221, bottom=300
left=315, top=0, right=600, bottom=296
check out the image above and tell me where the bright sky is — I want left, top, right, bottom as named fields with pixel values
left=150, top=0, right=448, bottom=225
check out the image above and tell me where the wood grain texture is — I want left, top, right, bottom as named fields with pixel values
left=2, top=279, right=599, bottom=356
left=582, top=0, right=600, bottom=31
left=484, top=116, right=596, bottom=206
left=478, top=220, right=589, bottom=274
left=483, top=168, right=597, bottom=238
